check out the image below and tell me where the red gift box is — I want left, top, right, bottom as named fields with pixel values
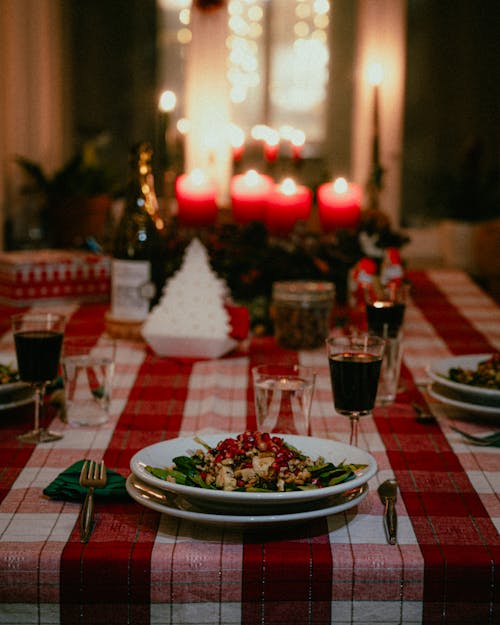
left=0, top=249, right=111, bottom=306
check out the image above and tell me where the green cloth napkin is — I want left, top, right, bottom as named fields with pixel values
left=43, top=460, right=128, bottom=501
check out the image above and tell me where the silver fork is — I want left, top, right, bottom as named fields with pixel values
left=79, top=460, right=107, bottom=543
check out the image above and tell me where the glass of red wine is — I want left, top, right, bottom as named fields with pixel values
left=365, top=282, right=408, bottom=338
left=11, top=312, right=66, bottom=443
left=325, top=334, right=386, bottom=447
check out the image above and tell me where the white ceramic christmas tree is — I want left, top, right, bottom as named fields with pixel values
left=142, top=238, right=236, bottom=358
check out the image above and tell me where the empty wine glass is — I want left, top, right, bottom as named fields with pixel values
left=11, top=312, right=66, bottom=443
left=325, top=334, right=385, bottom=446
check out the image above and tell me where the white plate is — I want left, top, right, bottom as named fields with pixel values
left=130, top=433, right=377, bottom=514
left=0, top=385, right=35, bottom=411
left=427, top=354, right=500, bottom=403
left=0, top=353, right=34, bottom=410
left=428, top=383, right=500, bottom=418
left=126, top=474, right=369, bottom=529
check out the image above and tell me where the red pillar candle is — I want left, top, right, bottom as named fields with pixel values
left=263, top=128, right=280, bottom=162
left=175, top=169, right=218, bottom=227
left=317, top=177, right=362, bottom=231
left=230, top=169, right=273, bottom=224
left=266, top=178, right=312, bottom=234
left=290, top=129, right=305, bottom=161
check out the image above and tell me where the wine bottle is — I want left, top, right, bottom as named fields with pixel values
left=110, top=142, right=166, bottom=322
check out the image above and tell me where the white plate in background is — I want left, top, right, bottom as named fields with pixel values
left=427, top=354, right=500, bottom=404
left=428, top=383, right=500, bottom=418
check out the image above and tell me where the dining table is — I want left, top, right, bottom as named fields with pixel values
left=0, top=268, right=498, bottom=625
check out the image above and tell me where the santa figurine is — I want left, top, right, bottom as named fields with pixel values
left=349, top=256, right=378, bottom=310
left=381, top=247, right=404, bottom=288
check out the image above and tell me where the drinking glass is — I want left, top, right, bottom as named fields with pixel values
left=365, top=282, right=408, bottom=338
left=252, top=364, right=316, bottom=436
left=376, top=334, right=404, bottom=405
left=11, top=312, right=66, bottom=443
left=62, top=336, right=115, bottom=426
left=325, top=334, right=386, bottom=446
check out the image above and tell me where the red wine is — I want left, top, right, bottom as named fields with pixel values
left=366, top=301, right=405, bottom=337
left=14, top=330, right=63, bottom=383
left=329, top=352, right=382, bottom=414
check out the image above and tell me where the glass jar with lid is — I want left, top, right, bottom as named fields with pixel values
left=272, top=281, right=335, bottom=349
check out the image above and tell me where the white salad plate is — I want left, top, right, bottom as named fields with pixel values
left=0, top=385, right=35, bottom=411
left=427, top=354, right=500, bottom=404
left=0, top=353, right=34, bottom=411
left=428, top=383, right=500, bottom=418
left=126, top=473, right=369, bottom=529
left=129, top=433, right=378, bottom=514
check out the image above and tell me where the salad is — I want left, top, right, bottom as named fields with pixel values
left=449, top=354, right=500, bottom=390
left=145, top=430, right=367, bottom=493
left=0, top=363, right=19, bottom=385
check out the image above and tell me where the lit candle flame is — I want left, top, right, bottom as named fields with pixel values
left=228, top=123, right=245, bottom=148
left=333, top=177, right=348, bottom=194
left=291, top=129, right=305, bottom=148
left=159, top=90, right=177, bottom=112
left=280, top=177, right=297, bottom=195
left=367, top=62, right=384, bottom=86
left=251, top=124, right=268, bottom=141
left=243, top=169, right=260, bottom=187
left=264, top=128, right=280, bottom=147
left=177, top=118, right=190, bottom=135
left=189, top=168, right=207, bottom=187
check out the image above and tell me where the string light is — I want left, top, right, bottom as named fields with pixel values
left=227, top=0, right=264, bottom=105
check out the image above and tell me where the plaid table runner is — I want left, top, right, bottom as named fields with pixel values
left=0, top=269, right=498, bottom=625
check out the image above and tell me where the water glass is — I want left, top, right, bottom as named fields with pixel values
left=252, top=364, right=316, bottom=436
left=62, top=337, right=115, bottom=426
left=376, top=334, right=404, bottom=405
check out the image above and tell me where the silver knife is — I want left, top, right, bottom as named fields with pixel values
left=378, top=479, right=398, bottom=544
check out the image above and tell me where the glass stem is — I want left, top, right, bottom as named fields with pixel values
left=349, top=415, right=359, bottom=446
left=33, top=384, right=45, bottom=433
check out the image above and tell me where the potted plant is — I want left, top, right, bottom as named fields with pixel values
left=16, top=134, right=119, bottom=249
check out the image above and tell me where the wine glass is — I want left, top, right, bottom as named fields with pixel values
left=11, top=312, right=66, bottom=443
left=364, top=282, right=408, bottom=338
left=325, top=334, right=386, bottom=446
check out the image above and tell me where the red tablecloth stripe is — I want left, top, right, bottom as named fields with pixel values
left=375, top=371, right=499, bottom=620
left=364, top=270, right=500, bottom=623
left=407, top=271, right=494, bottom=354
left=241, top=338, right=333, bottom=624
left=59, top=306, right=194, bottom=624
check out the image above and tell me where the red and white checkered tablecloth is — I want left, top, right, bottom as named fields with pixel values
left=0, top=269, right=498, bottom=625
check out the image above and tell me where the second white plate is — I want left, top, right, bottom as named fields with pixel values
left=126, top=474, right=369, bottom=529
left=428, top=383, right=500, bottom=418
left=427, top=354, right=500, bottom=404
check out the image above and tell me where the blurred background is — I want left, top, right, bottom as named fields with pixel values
left=0, top=0, right=498, bottom=292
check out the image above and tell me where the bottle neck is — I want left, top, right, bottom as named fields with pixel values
left=126, top=160, right=164, bottom=232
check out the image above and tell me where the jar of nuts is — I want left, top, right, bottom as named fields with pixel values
left=272, top=281, right=335, bottom=349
